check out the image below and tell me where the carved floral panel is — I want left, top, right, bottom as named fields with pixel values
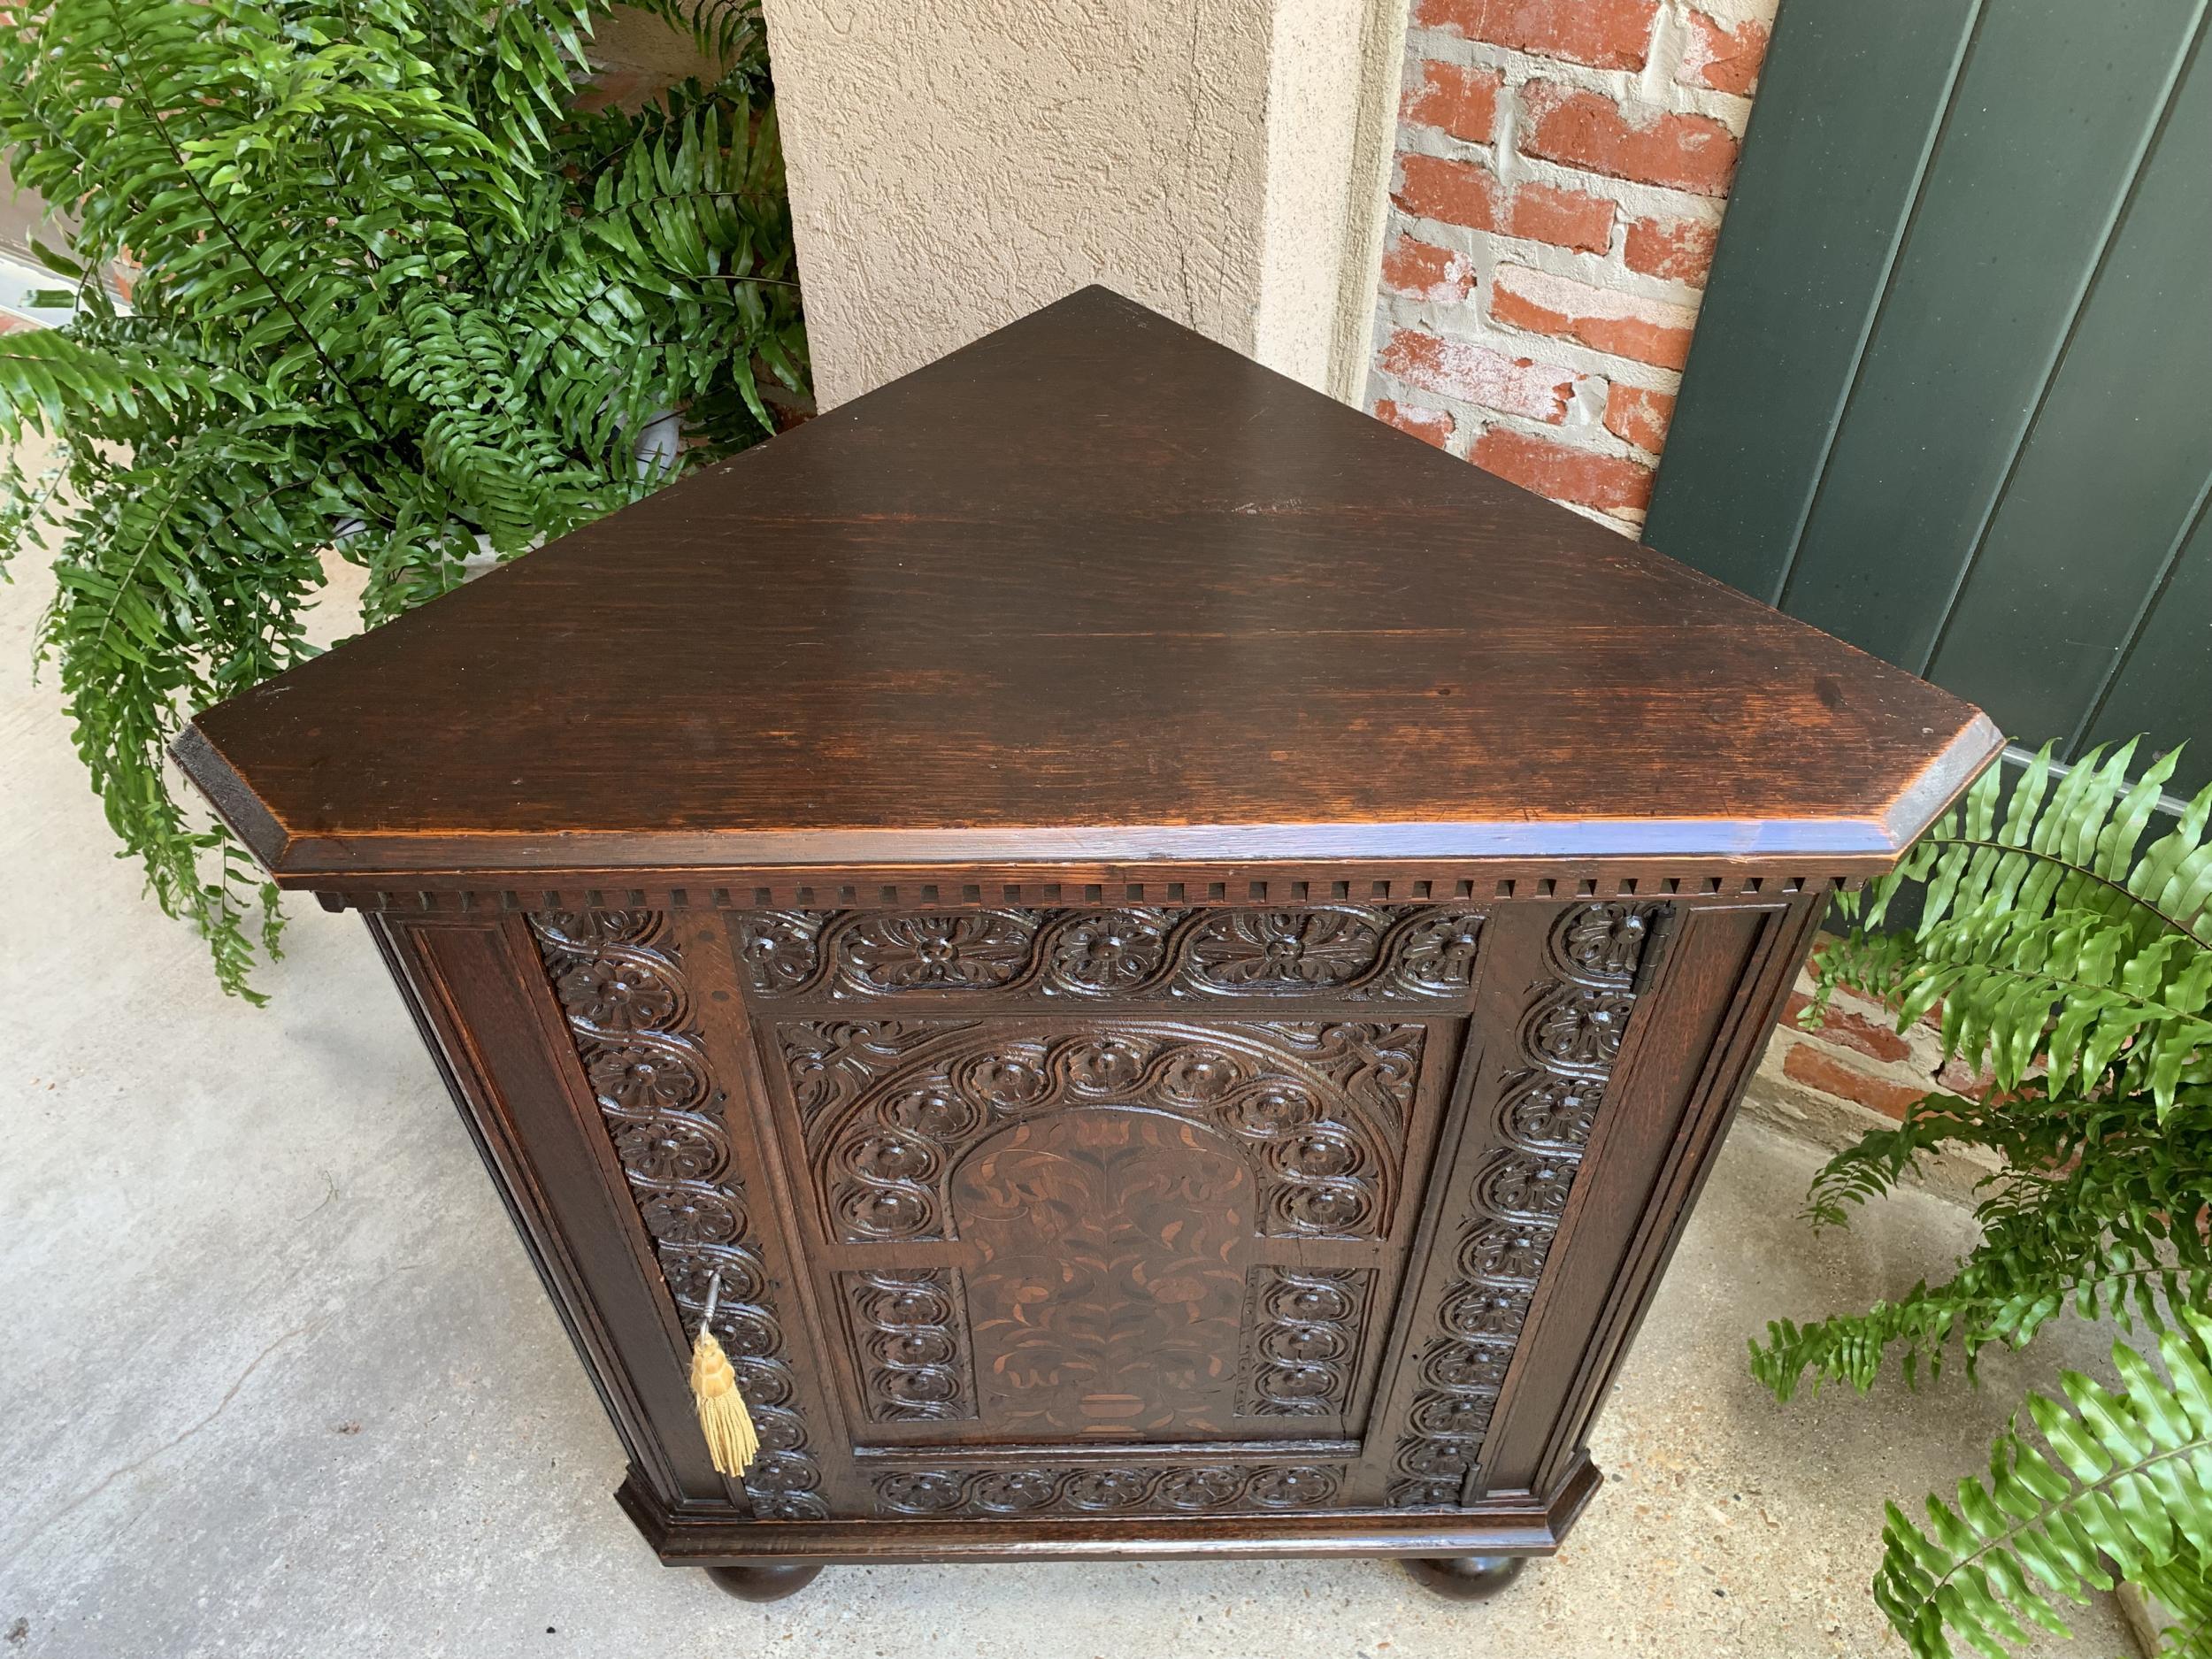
left=872, top=1462, right=1348, bottom=1517
left=837, top=1269, right=977, bottom=1425
left=1235, top=1266, right=1376, bottom=1419
left=729, top=904, right=1486, bottom=1003
left=1386, top=901, right=1670, bottom=1509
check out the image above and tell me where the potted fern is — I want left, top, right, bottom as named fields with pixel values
left=0, top=0, right=803, bottom=995
left=1758, top=741, right=2212, bottom=1656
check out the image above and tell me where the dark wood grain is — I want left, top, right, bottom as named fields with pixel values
left=370, top=916, right=725, bottom=1502
left=958, top=1111, right=1254, bottom=1440
left=170, top=289, right=2001, bottom=1586
left=174, top=286, right=1998, bottom=887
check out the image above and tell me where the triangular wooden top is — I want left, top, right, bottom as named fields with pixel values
left=179, top=286, right=2000, bottom=887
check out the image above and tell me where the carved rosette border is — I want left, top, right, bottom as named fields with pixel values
left=837, top=1269, right=977, bottom=1423
left=527, top=910, right=829, bottom=1519
left=778, top=1019, right=1424, bottom=1244
left=872, top=1462, right=1347, bottom=1517
left=731, top=904, right=1487, bottom=1003
left=1386, top=902, right=1667, bottom=1509
left=1235, top=1267, right=1376, bottom=1418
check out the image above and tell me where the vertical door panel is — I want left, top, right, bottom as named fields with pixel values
left=1648, top=0, right=2212, bottom=780
left=1642, top=0, right=1980, bottom=600
left=1928, top=33, right=2212, bottom=751
left=1778, top=0, right=2202, bottom=666
left=2084, top=500, right=2212, bottom=794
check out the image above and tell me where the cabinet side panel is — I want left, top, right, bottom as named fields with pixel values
left=525, top=910, right=841, bottom=1518
left=369, top=915, right=726, bottom=1503
left=1363, top=899, right=1671, bottom=1510
left=1478, top=896, right=1823, bottom=1493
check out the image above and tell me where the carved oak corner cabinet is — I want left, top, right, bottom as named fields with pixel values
left=173, top=287, right=2001, bottom=1602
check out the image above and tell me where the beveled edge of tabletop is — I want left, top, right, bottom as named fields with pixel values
left=171, top=710, right=2005, bottom=897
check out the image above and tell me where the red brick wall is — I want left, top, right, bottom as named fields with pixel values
left=1369, top=0, right=1777, bottom=535
left=1740, top=948, right=2005, bottom=1201
left=1364, top=7, right=1996, bottom=1183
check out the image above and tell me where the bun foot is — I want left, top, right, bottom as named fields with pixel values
left=704, top=1561, right=824, bottom=1602
left=1403, top=1555, right=1527, bottom=1601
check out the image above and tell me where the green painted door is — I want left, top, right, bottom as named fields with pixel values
left=1645, top=0, right=2212, bottom=791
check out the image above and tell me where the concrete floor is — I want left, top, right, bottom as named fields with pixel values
left=0, top=522, right=2131, bottom=1658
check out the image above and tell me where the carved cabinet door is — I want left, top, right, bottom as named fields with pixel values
left=529, top=899, right=1674, bottom=1523
left=765, top=1013, right=1448, bottom=1451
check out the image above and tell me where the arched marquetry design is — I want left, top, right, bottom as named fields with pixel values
left=776, top=1019, right=1425, bottom=1245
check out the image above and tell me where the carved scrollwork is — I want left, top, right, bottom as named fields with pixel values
left=1521, top=986, right=1637, bottom=1076
left=531, top=910, right=658, bottom=952
left=1455, top=1217, right=1551, bottom=1284
left=780, top=1019, right=936, bottom=1128
left=1548, top=901, right=1655, bottom=984
left=1236, top=1267, right=1374, bottom=1417
left=872, top=1462, right=1347, bottom=1517
left=528, top=910, right=829, bottom=1521
left=1048, top=910, right=1173, bottom=992
left=1438, top=1278, right=1532, bottom=1341
left=1183, top=908, right=1385, bottom=988
left=584, top=1030, right=710, bottom=1116
left=1392, top=908, right=1491, bottom=994
left=730, top=910, right=824, bottom=997
left=839, top=1270, right=976, bottom=1423
left=779, top=1019, right=1421, bottom=1244
left=553, top=949, right=687, bottom=1033
left=1498, top=1072, right=1603, bottom=1150
left=724, top=904, right=1487, bottom=1002
left=845, top=911, right=1036, bottom=990
left=1471, top=1149, right=1577, bottom=1222
left=1387, top=901, right=1668, bottom=1509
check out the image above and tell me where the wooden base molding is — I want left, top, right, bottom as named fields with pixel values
left=625, top=1455, right=1602, bottom=1568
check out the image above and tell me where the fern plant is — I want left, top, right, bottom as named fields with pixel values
left=0, top=0, right=803, bottom=995
left=1753, top=741, right=2212, bottom=1656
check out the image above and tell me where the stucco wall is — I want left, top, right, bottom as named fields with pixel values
left=1254, top=0, right=1408, bottom=394
left=762, top=0, right=1406, bottom=408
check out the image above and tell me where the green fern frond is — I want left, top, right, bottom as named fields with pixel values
left=1777, top=739, right=2212, bottom=1655
left=0, top=0, right=805, bottom=993
left=1757, top=1096, right=2212, bottom=1398
left=1873, top=1310, right=2212, bottom=1659
left=1829, top=742, right=2212, bottom=1117
left=632, top=0, right=769, bottom=73
left=1761, top=1071, right=2212, bottom=1378
left=0, top=329, right=253, bottom=441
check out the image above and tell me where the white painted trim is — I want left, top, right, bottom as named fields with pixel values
left=0, top=250, right=75, bottom=329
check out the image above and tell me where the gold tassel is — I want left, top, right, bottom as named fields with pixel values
left=689, top=1273, right=760, bottom=1479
